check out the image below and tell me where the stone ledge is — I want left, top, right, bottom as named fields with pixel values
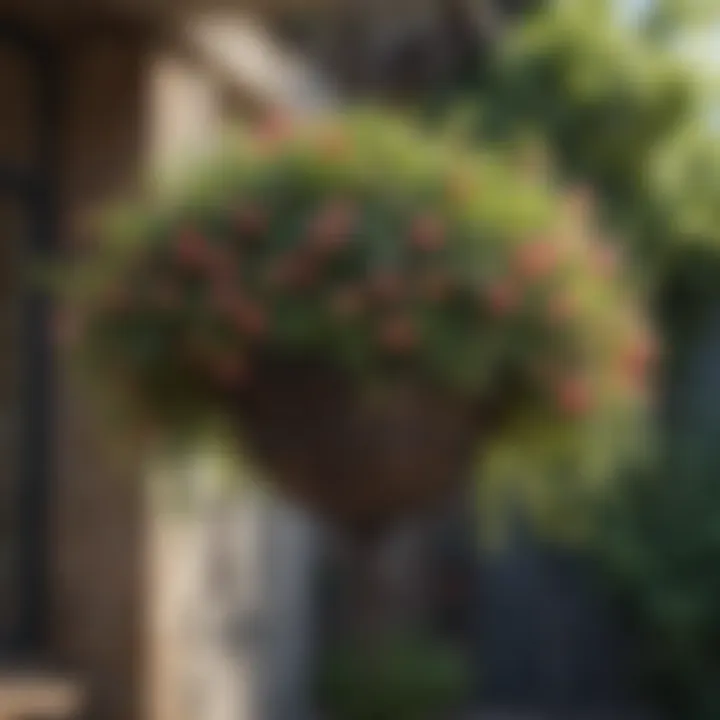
left=0, top=672, right=84, bottom=720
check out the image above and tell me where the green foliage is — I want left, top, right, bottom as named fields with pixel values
left=316, top=635, right=471, bottom=720
left=597, top=438, right=720, bottom=719
left=652, top=126, right=720, bottom=257
left=652, top=127, right=720, bottom=360
left=54, top=112, right=650, bottom=472
left=457, top=0, right=710, bottom=278
left=595, top=278, right=720, bottom=719
left=644, top=0, right=720, bottom=39
left=420, top=0, right=720, bottom=540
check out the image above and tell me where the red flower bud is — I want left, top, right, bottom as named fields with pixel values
left=623, top=331, right=659, bottom=386
left=514, top=240, right=559, bottom=280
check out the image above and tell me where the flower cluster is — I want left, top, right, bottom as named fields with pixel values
left=61, top=112, right=655, bottom=438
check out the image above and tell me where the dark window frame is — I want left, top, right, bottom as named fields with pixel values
left=0, top=18, right=58, bottom=659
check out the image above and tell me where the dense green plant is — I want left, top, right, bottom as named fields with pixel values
left=413, top=0, right=715, bottom=536
left=56, top=112, right=652, bottom=469
left=418, top=0, right=720, bottom=534
left=316, top=635, right=471, bottom=720
left=598, top=438, right=720, bottom=720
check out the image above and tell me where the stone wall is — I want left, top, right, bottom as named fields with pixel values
left=143, top=34, right=325, bottom=720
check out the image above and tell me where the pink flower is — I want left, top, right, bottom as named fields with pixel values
left=409, top=214, right=445, bottom=252
left=514, top=240, right=559, bottom=280
left=623, top=330, right=659, bottom=386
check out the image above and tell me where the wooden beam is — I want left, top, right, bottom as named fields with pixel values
left=182, top=12, right=337, bottom=115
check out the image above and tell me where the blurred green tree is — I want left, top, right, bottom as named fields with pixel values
left=466, top=0, right=717, bottom=271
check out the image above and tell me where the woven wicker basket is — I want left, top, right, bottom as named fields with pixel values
left=232, top=357, right=497, bottom=536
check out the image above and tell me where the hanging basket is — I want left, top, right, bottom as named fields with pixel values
left=56, top=112, right=654, bottom=534
left=232, top=357, right=493, bottom=534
